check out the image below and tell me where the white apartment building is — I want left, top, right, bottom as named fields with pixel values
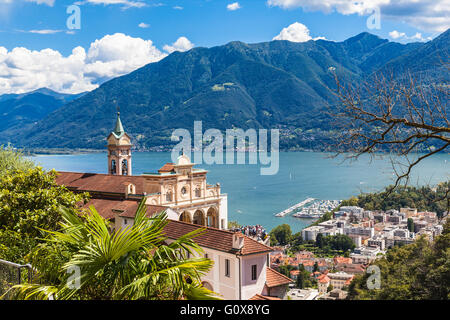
left=344, top=226, right=375, bottom=238
left=302, top=226, right=325, bottom=241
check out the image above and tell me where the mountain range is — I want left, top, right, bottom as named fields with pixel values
left=1, top=29, right=448, bottom=151
left=0, top=88, right=85, bottom=142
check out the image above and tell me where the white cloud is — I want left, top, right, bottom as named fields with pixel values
left=389, top=30, right=432, bottom=42
left=26, top=0, right=55, bottom=6
left=227, top=2, right=241, bottom=11
left=389, top=30, right=406, bottom=39
left=28, top=29, right=63, bottom=34
left=74, top=0, right=147, bottom=9
left=138, top=22, right=150, bottom=28
left=173, top=5, right=183, bottom=10
left=0, top=33, right=167, bottom=95
left=267, top=0, right=450, bottom=32
left=163, top=36, right=194, bottom=54
left=273, top=22, right=324, bottom=42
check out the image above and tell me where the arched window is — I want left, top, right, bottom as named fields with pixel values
left=179, top=211, right=192, bottom=223
left=122, top=159, right=128, bottom=175
left=111, top=160, right=116, bottom=174
left=207, top=207, right=218, bottom=228
left=193, top=210, right=205, bottom=226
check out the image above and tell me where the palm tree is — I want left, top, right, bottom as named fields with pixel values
left=11, top=199, right=219, bottom=300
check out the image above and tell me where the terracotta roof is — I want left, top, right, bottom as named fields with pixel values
left=299, top=260, right=315, bottom=266
left=80, top=198, right=140, bottom=220
left=158, top=163, right=175, bottom=173
left=319, top=276, right=330, bottom=283
left=265, top=267, right=293, bottom=288
left=336, top=263, right=366, bottom=274
left=334, top=257, right=353, bottom=265
left=56, top=171, right=152, bottom=195
left=164, top=220, right=273, bottom=256
left=80, top=198, right=168, bottom=220
left=121, top=204, right=168, bottom=218
left=249, top=294, right=280, bottom=301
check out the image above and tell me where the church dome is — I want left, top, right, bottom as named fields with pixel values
left=176, top=154, right=191, bottom=165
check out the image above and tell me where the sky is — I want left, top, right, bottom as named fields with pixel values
left=0, top=0, right=448, bottom=94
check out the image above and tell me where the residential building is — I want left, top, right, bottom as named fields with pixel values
left=316, top=273, right=330, bottom=294
left=319, top=288, right=348, bottom=300
left=301, top=226, right=325, bottom=241
left=400, top=207, right=417, bottom=217
left=326, top=272, right=354, bottom=290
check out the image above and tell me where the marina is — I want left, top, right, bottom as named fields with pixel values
left=293, top=199, right=342, bottom=219
left=275, top=198, right=315, bottom=217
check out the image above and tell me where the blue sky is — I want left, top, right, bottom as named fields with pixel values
left=0, top=0, right=448, bottom=94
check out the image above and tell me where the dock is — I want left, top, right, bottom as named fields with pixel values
left=275, top=198, right=315, bottom=217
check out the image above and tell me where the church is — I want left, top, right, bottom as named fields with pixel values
left=55, top=113, right=292, bottom=300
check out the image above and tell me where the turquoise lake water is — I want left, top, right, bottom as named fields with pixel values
left=31, top=152, right=449, bottom=233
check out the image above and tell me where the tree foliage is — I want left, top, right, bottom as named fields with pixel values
left=296, top=264, right=313, bottom=289
left=10, top=201, right=218, bottom=300
left=0, top=145, right=34, bottom=175
left=269, top=224, right=292, bottom=246
left=0, top=147, right=87, bottom=263
left=324, top=234, right=356, bottom=252
left=350, top=182, right=450, bottom=218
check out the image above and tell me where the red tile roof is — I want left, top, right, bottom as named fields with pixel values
left=56, top=171, right=155, bottom=195
left=164, top=220, right=273, bottom=256
left=124, top=204, right=169, bottom=218
left=334, top=257, right=353, bottom=265
left=345, top=277, right=354, bottom=285
left=158, top=163, right=175, bottom=173
left=80, top=198, right=140, bottom=220
left=80, top=198, right=169, bottom=220
left=249, top=294, right=280, bottom=300
left=265, top=267, right=293, bottom=288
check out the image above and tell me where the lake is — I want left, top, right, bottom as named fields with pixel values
left=31, top=152, right=450, bottom=232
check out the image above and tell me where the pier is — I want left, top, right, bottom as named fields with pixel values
left=275, top=198, right=315, bottom=217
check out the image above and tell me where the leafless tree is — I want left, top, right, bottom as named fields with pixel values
left=329, top=68, right=449, bottom=199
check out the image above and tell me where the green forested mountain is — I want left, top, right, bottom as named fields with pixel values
left=1, top=30, right=448, bottom=150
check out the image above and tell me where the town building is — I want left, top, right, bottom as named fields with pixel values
left=319, top=288, right=348, bottom=300
left=326, top=272, right=354, bottom=290
left=317, top=275, right=330, bottom=294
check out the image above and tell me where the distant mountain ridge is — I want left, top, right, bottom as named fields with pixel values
left=0, top=88, right=86, bottom=136
left=1, top=30, right=448, bottom=150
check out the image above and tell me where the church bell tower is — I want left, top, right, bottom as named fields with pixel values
left=107, top=112, right=132, bottom=176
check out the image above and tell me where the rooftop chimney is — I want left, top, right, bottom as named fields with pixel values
left=232, top=232, right=244, bottom=250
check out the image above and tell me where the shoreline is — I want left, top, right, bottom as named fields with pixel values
left=24, top=148, right=450, bottom=157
